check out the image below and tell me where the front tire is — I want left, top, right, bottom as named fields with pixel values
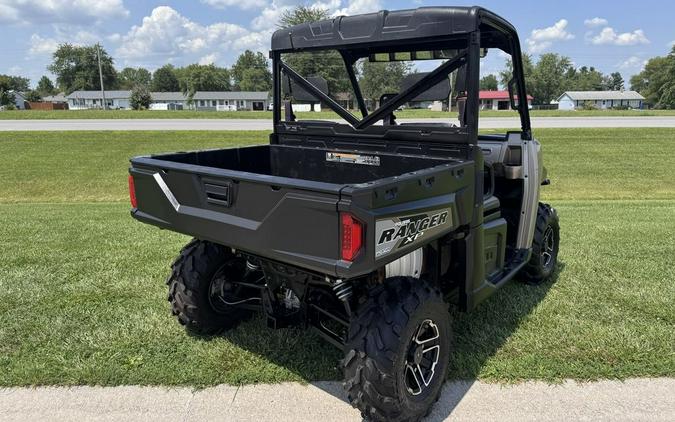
left=166, top=239, right=251, bottom=335
left=343, top=277, right=451, bottom=422
left=520, top=203, right=560, bottom=284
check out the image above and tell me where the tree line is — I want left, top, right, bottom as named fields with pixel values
left=0, top=45, right=273, bottom=109
left=2, top=7, right=674, bottom=110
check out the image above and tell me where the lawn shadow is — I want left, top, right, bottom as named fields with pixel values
left=194, top=261, right=565, bottom=421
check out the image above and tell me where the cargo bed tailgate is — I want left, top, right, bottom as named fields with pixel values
left=130, top=156, right=342, bottom=275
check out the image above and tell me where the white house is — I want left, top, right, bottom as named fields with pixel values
left=9, top=91, right=27, bottom=109
left=191, top=91, right=269, bottom=111
left=557, top=91, right=644, bottom=110
left=67, top=90, right=131, bottom=110
left=66, top=90, right=270, bottom=111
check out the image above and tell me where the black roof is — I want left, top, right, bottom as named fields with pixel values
left=271, top=6, right=516, bottom=52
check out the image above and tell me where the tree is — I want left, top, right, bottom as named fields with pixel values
left=24, top=90, right=42, bottom=102
left=130, top=85, right=152, bottom=110
left=36, top=76, right=56, bottom=96
left=232, top=50, right=272, bottom=92
left=239, top=68, right=273, bottom=92
left=118, top=67, right=152, bottom=89
left=605, top=72, right=624, bottom=91
left=529, top=53, right=573, bottom=104
left=177, top=64, right=231, bottom=100
left=279, top=6, right=329, bottom=27
left=499, top=54, right=534, bottom=89
left=499, top=53, right=535, bottom=103
left=569, top=66, right=605, bottom=91
left=479, top=74, right=498, bottom=90
left=360, top=61, right=411, bottom=106
left=630, top=46, right=675, bottom=108
left=0, top=76, right=15, bottom=106
left=0, top=75, right=30, bottom=92
left=151, top=65, right=180, bottom=92
left=48, top=43, right=117, bottom=94
left=0, top=75, right=19, bottom=106
left=278, top=7, right=351, bottom=94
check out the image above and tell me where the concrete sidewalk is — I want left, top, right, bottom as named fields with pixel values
left=1, top=378, right=673, bottom=421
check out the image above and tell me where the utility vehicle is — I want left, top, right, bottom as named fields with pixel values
left=129, top=6, right=559, bottom=421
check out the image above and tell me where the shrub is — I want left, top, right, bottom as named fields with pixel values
left=581, top=101, right=598, bottom=110
left=130, top=85, right=152, bottom=110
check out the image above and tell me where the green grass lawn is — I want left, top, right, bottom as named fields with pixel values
left=1, top=108, right=675, bottom=120
left=1, top=128, right=673, bottom=203
left=0, top=128, right=673, bottom=386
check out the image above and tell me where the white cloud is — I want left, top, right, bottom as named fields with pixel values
left=251, top=0, right=304, bottom=31
left=0, top=0, right=128, bottom=25
left=116, top=6, right=260, bottom=67
left=525, top=19, right=574, bottom=53
left=201, top=0, right=267, bottom=10
left=199, top=53, right=218, bottom=65
left=618, top=56, right=646, bottom=70
left=334, top=0, right=381, bottom=16
left=251, top=0, right=382, bottom=32
left=591, top=27, right=649, bottom=46
left=584, top=17, right=608, bottom=28
left=27, top=28, right=102, bottom=57
left=28, top=34, right=61, bottom=56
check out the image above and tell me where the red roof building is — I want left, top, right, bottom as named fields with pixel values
left=479, top=90, right=533, bottom=110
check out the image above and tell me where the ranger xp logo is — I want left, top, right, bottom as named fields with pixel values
left=375, top=209, right=452, bottom=258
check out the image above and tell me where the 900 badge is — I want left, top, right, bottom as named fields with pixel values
left=375, top=208, right=452, bottom=259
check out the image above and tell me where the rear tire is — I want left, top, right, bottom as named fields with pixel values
left=520, top=203, right=560, bottom=284
left=343, top=277, right=451, bottom=422
left=166, top=239, right=251, bottom=335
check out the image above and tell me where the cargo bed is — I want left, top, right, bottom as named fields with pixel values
left=129, top=144, right=472, bottom=277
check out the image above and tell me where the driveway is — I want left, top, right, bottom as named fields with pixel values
left=1, top=116, right=675, bottom=131
left=1, top=378, right=673, bottom=421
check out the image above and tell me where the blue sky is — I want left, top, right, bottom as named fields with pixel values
left=1, top=0, right=673, bottom=88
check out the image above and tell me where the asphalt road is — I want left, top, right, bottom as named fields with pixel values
left=1, top=378, right=672, bottom=421
left=1, top=116, right=675, bottom=131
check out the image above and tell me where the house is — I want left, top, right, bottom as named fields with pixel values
left=479, top=90, right=533, bottom=110
left=191, top=91, right=269, bottom=111
left=65, top=90, right=270, bottom=111
left=9, top=91, right=27, bottom=109
left=149, top=92, right=188, bottom=110
left=43, top=92, right=68, bottom=104
left=67, top=90, right=131, bottom=110
left=557, top=91, right=644, bottom=110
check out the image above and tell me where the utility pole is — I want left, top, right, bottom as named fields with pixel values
left=96, top=43, right=107, bottom=110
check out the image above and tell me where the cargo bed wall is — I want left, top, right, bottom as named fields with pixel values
left=154, top=145, right=453, bottom=185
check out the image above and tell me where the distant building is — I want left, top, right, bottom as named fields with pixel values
left=67, top=90, right=131, bottom=110
left=479, top=90, right=533, bottom=110
left=192, top=91, right=269, bottom=111
left=43, top=92, right=68, bottom=104
left=557, top=91, right=644, bottom=110
left=65, top=90, right=270, bottom=111
left=9, top=91, right=27, bottom=109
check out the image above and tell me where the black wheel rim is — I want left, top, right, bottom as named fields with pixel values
left=404, top=319, right=441, bottom=396
left=541, top=226, right=556, bottom=269
left=208, top=261, right=247, bottom=314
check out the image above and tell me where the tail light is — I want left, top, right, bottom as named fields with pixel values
left=341, top=213, right=363, bottom=261
left=128, top=174, right=137, bottom=208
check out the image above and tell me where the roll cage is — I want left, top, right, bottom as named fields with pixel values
left=270, top=6, right=532, bottom=143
